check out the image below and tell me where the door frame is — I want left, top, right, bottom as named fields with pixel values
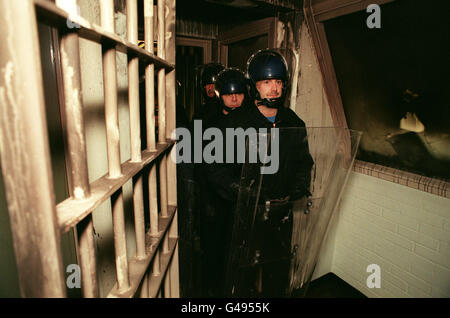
left=176, top=36, right=212, bottom=64
left=303, top=0, right=396, bottom=129
left=217, top=17, right=278, bottom=66
left=302, top=0, right=450, bottom=198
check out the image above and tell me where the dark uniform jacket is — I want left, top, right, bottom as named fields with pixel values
left=192, top=98, right=221, bottom=124
left=207, top=104, right=314, bottom=205
left=204, top=104, right=314, bottom=297
left=191, top=101, right=234, bottom=297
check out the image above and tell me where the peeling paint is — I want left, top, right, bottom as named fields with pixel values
left=116, top=254, right=128, bottom=286
left=1, top=60, right=29, bottom=217
left=289, top=50, right=299, bottom=111
left=74, top=187, right=85, bottom=199
left=61, top=45, right=86, bottom=151
left=276, top=20, right=285, bottom=48
left=108, top=124, right=120, bottom=144
left=2, top=60, right=26, bottom=183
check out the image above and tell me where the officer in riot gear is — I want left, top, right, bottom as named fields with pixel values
left=202, top=63, right=224, bottom=100
left=207, top=49, right=314, bottom=297
left=214, top=68, right=251, bottom=115
left=197, top=67, right=251, bottom=297
left=246, top=48, right=289, bottom=109
left=182, top=62, right=222, bottom=296
left=174, top=78, right=202, bottom=297
left=193, top=63, right=224, bottom=123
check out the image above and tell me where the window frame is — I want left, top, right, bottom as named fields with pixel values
left=303, top=0, right=449, bottom=198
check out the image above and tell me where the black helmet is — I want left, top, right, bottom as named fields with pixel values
left=246, top=49, right=289, bottom=108
left=201, top=63, right=225, bottom=88
left=214, top=68, right=249, bottom=113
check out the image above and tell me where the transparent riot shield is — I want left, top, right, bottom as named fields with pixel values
left=225, top=127, right=362, bottom=297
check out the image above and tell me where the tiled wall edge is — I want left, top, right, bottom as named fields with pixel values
left=353, top=160, right=449, bottom=199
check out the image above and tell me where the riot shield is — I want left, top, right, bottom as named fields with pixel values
left=225, top=127, right=362, bottom=297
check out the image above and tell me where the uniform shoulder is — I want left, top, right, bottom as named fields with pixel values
left=222, top=106, right=250, bottom=128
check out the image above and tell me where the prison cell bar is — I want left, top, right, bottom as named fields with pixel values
left=145, top=0, right=157, bottom=153
left=57, top=144, right=173, bottom=233
left=143, top=0, right=163, bottom=288
left=158, top=0, right=169, bottom=219
left=55, top=0, right=99, bottom=298
left=157, top=0, right=170, bottom=295
left=48, top=0, right=178, bottom=297
left=108, top=0, right=178, bottom=297
left=77, top=216, right=99, bottom=297
left=1, top=0, right=178, bottom=298
left=144, top=0, right=160, bottom=239
left=107, top=206, right=177, bottom=298
left=165, top=0, right=180, bottom=298
left=152, top=0, right=166, bottom=295
left=0, top=0, right=66, bottom=297
left=100, top=0, right=130, bottom=292
left=34, top=0, right=173, bottom=72
left=127, top=0, right=146, bottom=261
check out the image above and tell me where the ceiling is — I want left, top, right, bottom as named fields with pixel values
left=176, top=0, right=298, bottom=24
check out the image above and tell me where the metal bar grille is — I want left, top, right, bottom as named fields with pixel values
left=164, top=0, right=179, bottom=298
left=127, top=0, right=146, bottom=263
left=34, top=0, right=174, bottom=71
left=54, top=0, right=98, bottom=298
left=0, top=0, right=66, bottom=298
left=0, top=0, right=178, bottom=298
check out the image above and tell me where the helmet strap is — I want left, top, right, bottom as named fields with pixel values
left=222, top=105, right=236, bottom=113
left=220, top=94, right=248, bottom=113
left=257, top=97, right=283, bottom=109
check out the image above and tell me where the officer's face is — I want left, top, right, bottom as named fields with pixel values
left=205, top=84, right=215, bottom=98
left=255, top=79, right=283, bottom=99
left=222, top=93, right=244, bottom=110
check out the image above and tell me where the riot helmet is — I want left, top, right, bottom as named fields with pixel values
left=201, top=63, right=225, bottom=99
left=246, top=49, right=289, bottom=109
left=214, top=68, right=250, bottom=113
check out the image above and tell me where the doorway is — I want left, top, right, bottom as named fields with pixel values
left=218, top=17, right=277, bottom=69
left=176, top=37, right=212, bottom=121
left=175, top=17, right=277, bottom=122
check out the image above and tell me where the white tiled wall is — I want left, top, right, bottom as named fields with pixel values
left=332, top=172, right=450, bottom=298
